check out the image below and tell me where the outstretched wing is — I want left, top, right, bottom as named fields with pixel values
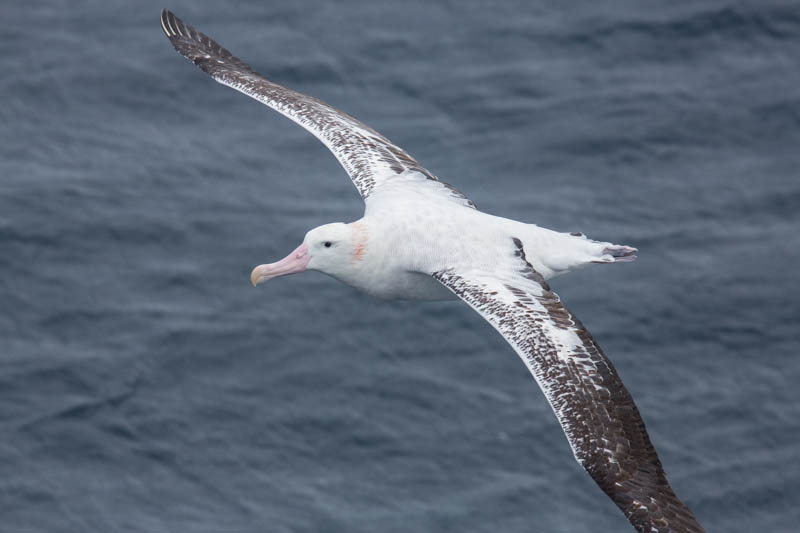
left=160, top=10, right=474, bottom=207
left=433, top=239, right=704, bottom=533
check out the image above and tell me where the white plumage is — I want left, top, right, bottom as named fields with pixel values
left=161, top=10, right=703, bottom=533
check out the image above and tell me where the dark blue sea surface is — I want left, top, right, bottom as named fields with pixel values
left=2, top=1, right=799, bottom=531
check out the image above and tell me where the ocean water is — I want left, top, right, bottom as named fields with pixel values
left=2, top=1, right=799, bottom=531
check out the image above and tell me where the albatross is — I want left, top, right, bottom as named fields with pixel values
left=161, top=10, right=704, bottom=532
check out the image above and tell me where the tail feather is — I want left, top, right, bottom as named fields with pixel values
left=592, top=244, right=638, bottom=263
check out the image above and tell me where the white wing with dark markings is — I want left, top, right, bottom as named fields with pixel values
left=433, top=238, right=704, bottom=533
left=161, top=10, right=704, bottom=532
left=160, top=10, right=475, bottom=208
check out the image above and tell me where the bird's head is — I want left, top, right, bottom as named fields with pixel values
left=250, top=222, right=362, bottom=286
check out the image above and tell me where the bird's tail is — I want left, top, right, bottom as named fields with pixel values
left=590, top=243, right=638, bottom=263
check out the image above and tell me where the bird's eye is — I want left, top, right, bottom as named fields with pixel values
left=324, top=241, right=332, bottom=248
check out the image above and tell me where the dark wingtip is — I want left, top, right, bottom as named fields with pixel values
left=160, top=9, right=172, bottom=38
left=160, top=9, right=188, bottom=40
left=159, top=9, right=260, bottom=79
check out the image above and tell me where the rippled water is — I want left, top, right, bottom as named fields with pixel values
left=2, top=1, right=799, bottom=531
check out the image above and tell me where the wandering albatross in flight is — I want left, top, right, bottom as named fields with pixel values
left=161, top=10, right=704, bottom=532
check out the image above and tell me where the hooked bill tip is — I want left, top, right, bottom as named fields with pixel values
left=250, top=267, right=263, bottom=287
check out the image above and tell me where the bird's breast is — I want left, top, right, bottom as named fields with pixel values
left=356, top=270, right=457, bottom=301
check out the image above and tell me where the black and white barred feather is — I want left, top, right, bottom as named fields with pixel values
left=160, top=10, right=474, bottom=208
left=434, top=239, right=704, bottom=533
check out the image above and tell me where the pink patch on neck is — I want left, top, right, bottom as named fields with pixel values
left=350, top=222, right=368, bottom=263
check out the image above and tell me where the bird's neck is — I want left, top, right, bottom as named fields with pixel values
left=349, top=219, right=370, bottom=265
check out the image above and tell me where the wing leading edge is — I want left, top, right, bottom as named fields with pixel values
left=160, top=10, right=474, bottom=208
left=433, top=239, right=704, bottom=533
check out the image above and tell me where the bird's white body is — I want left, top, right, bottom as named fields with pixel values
left=162, top=11, right=704, bottom=532
left=334, top=176, right=620, bottom=300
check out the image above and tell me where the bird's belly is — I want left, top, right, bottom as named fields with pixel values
left=360, top=271, right=457, bottom=301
